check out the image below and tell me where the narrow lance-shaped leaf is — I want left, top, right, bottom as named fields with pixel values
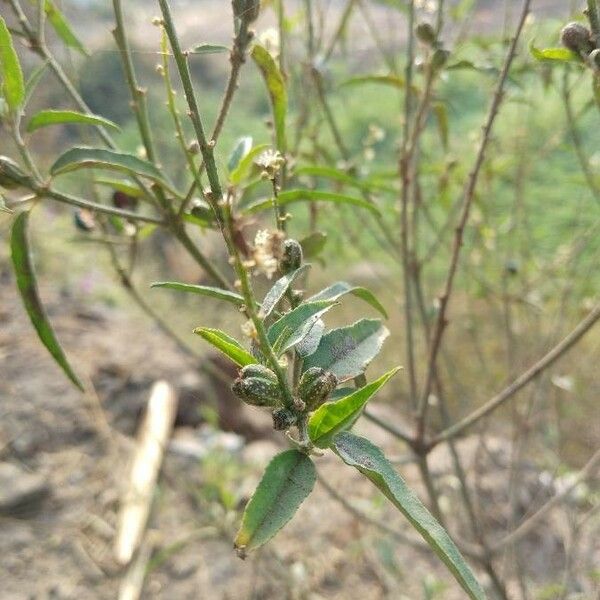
left=50, top=147, right=174, bottom=190
left=0, top=16, right=25, bottom=111
left=228, top=136, right=253, bottom=172
left=243, top=189, right=380, bottom=216
left=308, top=367, right=401, bottom=448
left=42, top=0, right=88, bottom=55
left=260, top=264, right=311, bottom=318
left=303, top=319, right=390, bottom=382
left=188, top=43, right=229, bottom=55
left=268, top=300, right=336, bottom=354
left=296, top=165, right=396, bottom=194
left=10, top=212, right=84, bottom=390
left=234, top=449, right=316, bottom=557
left=93, top=177, right=144, bottom=198
left=333, top=432, right=486, bottom=600
left=308, top=281, right=388, bottom=318
left=152, top=282, right=244, bottom=307
left=229, top=144, right=270, bottom=185
left=193, top=327, right=255, bottom=367
left=27, top=110, right=120, bottom=133
left=251, top=44, right=287, bottom=152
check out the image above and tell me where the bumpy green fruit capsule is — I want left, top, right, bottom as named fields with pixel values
left=298, top=367, right=338, bottom=410
left=272, top=407, right=297, bottom=431
left=231, top=376, right=282, bottom=407
left=233, top=0, right=260, bottom=23
left=279, top=239, right=303, bottom=274
left=0, top=156, right=29, bottom=190
left=240, top=364, right=278, bottom=382
left=560, top=22, right=592, bottom=54
left=416, top=22, right=436, bottom=46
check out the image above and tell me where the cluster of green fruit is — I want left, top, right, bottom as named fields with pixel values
left=232, top=363, right=338, bottom=431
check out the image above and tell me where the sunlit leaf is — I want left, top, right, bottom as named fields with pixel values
left=302, top=319, right=389, bottom=382
left=50, top=147, right=173, bottom=189
left=234, top=449, right=316, bottom=557
left=529, top=43, right=578, bottom=63
left=193, top=327, right=255, bottom=366
left=260, top=264, right=311, bottom=318
left=268, top=300, right=336, bottom=354
left=230, top=143, right=270, bottom=185
left=42, top=0, right=87, bottom=55
left=243, top=189, right=380, bottom=216
left=308, top=367, right=400, bottom=448
left=27, top=110, right=120, bottom=133
left=151, top=282, right=245, bottom=306
left=308, top=281, right=388, bottom=318
left=334, top=432, right=486, bottom=600
left=10, top=211, right=83, bottom=390
left=251, top=44, right=287, bottom=151
left=0, top=16, right=25, bottom=111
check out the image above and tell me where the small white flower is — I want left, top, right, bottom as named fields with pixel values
left=252, top=229, right=283, bottom=279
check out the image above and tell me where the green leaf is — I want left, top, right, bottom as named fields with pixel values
left=299, top=231, right=328, bottom=259
left=260, top=264, right=311, bottom=318
left=50, top=147, right=173, bottom=189
left=268, top=300, right=336, bottom=354
left=27, top=110, right=120, bottom=133
left=308, top=281, right=388, bottom=318
left=24, top=60, right=48, bottom=107
left=229, top=143, right=270, bottom=185
left=243, top=189, right=380, bottom=216
left=303, top=319, right=389, bottom=382
left=340, top=74, right=405, bottom=89
left=333, top=432, right=486, bottom=600
left=529, top=43, right=578, bottom=63
left=193, top=327, right=255, bottom=366
left=151, top=282, right=245, bottom=306
left=93, top=177, right=144, bottom=198
left=43, top=0, right=87, bottom=55
left=296, top=165, right=396, bottom=194
left=251, top=44, right=287, bottom=151
left=309, top=367, right=400, bottom=448
left=188, top=43, right=229, bottom=55
left=296, top=318, right=324, bottom=357
left=234, top=449, right=316, bottom=557
left=228, top=136, right=253, bottom=172
left=0, top=16, right=25, bottom=111
left=10, top=212, right=83, bottom=390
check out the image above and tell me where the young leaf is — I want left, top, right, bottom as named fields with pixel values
left=151, top=282, right=245, bottom=306
left=93, top=177, right=144, bottom=198
left=296, top=318, right=324, bottom=357
left=302, top=319, right=389, bottom=382
left=308, top=281, right=388, bottom=318
left=296, top=165, right=396, bottom=194
left=0, top=16, right=25, bottom=111
left=229, top=144, right=270, bottom=185
left=267, top=300, right=336, bottom=354
left=251, top=44, right=287, bottom=152
left=193, top=327, right=255, bottom=366
left=299, top=231, right=327, bottom=259
left=333, top=432, right=486, bottom=600
left=234, top=449, right=316, bottom=557
left=339, top=74, right=405, bottom=89
left=259, top=264, right=311, bottom=318
left=308, top=367, right=400, bottom=448
left=50, top=147, right=173, bottom=189
left=188, top=43, right=229, bottom=55
left=41, top=0, right=87, bottom=55
left=10, top=212, right=84, bottom=391
left=243, top=189, right=380, bottom=216
left=228, top=136, right=253, bottom=172
left=27, top=110, right=120, bottom=133
left=529, top=43, right=578, bottom=63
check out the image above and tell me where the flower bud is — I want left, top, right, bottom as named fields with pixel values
left=231, top=376, right=282, bottom=407
left=416, top=22, right=436, bottom=46
left=0, top=156, right=30, bottom=190
left=278, top=238, right=303, bottom=274
left=298, top=367, right=338, bottom=410
left=272, top=407, right=297, bottom=431
left=240, top=363, right=278, bottom=382
left=560, top=22, right=592, bottom=54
